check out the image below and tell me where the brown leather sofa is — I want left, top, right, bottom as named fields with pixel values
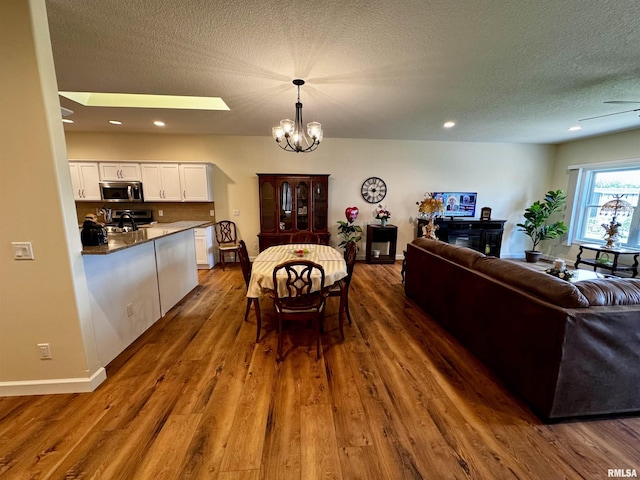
left=404, top=237, right=640, bottom=421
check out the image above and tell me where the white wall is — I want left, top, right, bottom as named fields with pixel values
left=0, top=0, right=104, bottom=395
left=66, top=132, right=555, bottom=258
left=548, top=129, right=640, bottom=261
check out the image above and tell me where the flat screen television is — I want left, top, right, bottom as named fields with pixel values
left=433, top=192, right=477, bottom=218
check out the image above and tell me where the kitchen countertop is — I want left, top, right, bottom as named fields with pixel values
left=82, top=221, right=212, bottom=255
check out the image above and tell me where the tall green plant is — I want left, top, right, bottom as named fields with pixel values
left=336, top=221, right=362, bottom=249
left=517, top=189, right=569, bottom=252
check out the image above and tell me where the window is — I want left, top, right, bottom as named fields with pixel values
left=572, top=166, right=640, bottom=248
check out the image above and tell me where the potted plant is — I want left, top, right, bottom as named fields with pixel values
left=517, top=189, right=569, bottom=263
left=336, top=207, right=363, bottom=250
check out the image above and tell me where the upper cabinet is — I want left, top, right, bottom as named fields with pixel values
left=99, top=163, right=141, bottom=181
left=69, top=162, right=101, bottom=201
left=180, top=164, right=214, bottom=201
left=70, top=160, right=214, bottom=203
left=140, top=164, right=183, bottom=201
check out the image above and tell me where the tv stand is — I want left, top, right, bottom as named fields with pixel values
left=417, top=218, right=506, bottom=257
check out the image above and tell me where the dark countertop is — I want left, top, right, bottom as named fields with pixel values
left=82, top=221, right=211, bottom=255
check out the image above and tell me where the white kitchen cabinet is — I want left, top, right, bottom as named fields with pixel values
left=140, top=163, right=182, bottom=201
left=69, top=162, right=101, bottom=201
left=194, top=225, right=215, bottom=269
left=180, top=163, right=214, bottom=201
left=99, top=162, right=141, bottom=181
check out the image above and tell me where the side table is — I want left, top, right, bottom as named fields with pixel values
left=574, top=243, right=639, bottom=278
left=366, top=224, right=397, bottom=264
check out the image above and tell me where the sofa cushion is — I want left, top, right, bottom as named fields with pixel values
left=412, top=238, right=484, bottom=268
left=473, top=257, right=589, bottom=308
left=412, top=237, right=445, bottom=254
left=574, top=278, right=640, bottom=306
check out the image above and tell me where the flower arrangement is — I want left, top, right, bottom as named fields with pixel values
left=416, top=192, right=444, bottom=218
left=374, top=204, right=391, bottom=220
left=545, top=268, right=575, bottom=281
left=336, top=207, right=362, bottom=249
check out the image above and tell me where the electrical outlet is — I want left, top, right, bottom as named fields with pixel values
left=37, top=343, right=51, bottom=360
left=210, top=209, right=215, bottom=217
left=252, top=243, right=258, bottom=251
left=126, top=303, right=134, bottom=317
left=158, top=210, right=164, bottom=217
left=233, top=210, right=240, bottom=216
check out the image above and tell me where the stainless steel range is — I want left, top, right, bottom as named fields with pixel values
left=104, top=209, right=154, bottom=233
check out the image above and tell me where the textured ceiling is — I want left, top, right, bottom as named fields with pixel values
left=47, top=0, right=640, bottom=144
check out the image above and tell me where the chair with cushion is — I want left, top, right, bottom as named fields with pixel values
left=328, top=241, right=357, bottom=330
left=214, top=220, right=240, bottom=270
left=270, top=259, right=328, bottom=361
left=238, top=240, right=261, bottom=342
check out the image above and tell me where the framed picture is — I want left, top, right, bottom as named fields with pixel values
left=480, top=207, right=492, bottom=220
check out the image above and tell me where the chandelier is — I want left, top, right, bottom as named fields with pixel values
left=272, top=79, right=323, bottom=153
left=600, top=194, right=634, bottom=248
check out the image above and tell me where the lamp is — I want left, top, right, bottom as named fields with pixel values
left=272, top=79, right=322, bottom=153
left=600, top=194, right=634, bottom=248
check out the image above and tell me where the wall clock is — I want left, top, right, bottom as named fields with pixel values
left=361, top=176, right=387, bottom=203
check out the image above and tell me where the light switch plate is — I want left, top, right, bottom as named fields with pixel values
left=12, top=242, right=34, bottom=260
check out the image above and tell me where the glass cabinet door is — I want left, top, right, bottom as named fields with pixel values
left=279, top=181, right=293, bottom=231
left=296, top=181, right=309, bottom=230
left=313, top=180, right=328, bottom=231
left=260, top=180, right=276, bottom=231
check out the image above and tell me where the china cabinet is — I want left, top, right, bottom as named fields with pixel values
left=257, top=174, right=330, bottom=250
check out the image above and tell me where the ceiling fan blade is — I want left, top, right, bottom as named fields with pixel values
left=579, top=108, right=640, bottom=122
left=604, top=101, right=640, bottom=104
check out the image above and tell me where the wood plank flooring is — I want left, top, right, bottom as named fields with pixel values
left=1, top=261, right=639, bottom=479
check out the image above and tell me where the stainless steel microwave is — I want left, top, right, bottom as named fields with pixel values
left=99, top=181, right=143, bottom=202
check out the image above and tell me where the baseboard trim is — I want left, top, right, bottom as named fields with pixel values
left=0, top=367, right=107, bottom=397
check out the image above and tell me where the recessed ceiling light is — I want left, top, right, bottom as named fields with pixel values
left=443, top=121, right=456, bottom=128
left=58, top=92, right=230, bottom=111
left=109, top=120, right=122, bottom=125
left=568, top=125, right=582, bottom=131
left=62, top=118, right=73, bottom=124
left=154, top=121, right=166, bottom=127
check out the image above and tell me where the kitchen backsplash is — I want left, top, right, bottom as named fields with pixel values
left=76, top=201, right=216, bottom=224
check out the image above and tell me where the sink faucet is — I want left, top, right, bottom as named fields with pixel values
left=118, top=213, right=138, bottom=231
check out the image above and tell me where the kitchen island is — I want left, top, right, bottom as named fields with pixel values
left=82, top=221, right=208, bottom=365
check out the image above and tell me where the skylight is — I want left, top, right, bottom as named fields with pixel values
left=58, top=92, right=229, bottom=111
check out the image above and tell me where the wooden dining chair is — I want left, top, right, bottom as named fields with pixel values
left=327, top=241, right=358, bottom=328
left=214, top=220, right=240, bottom=270
left=238, top=240, right=261, bottom=342
left=270, top=259, right=327, bottom=361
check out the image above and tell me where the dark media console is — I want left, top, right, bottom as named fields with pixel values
left=417, top=218, right=506, bottom=257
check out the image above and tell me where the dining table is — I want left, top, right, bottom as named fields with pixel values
left=246, top=243, right=348, bottom=331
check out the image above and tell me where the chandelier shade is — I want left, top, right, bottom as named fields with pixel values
left=272, top=79, right=322, bottom=153
left=600, top=195, right=633, bottom=218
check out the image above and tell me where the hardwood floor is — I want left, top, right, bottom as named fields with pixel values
left=1, top=261, right=639, bottom=479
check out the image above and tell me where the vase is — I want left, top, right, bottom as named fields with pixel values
left=380, top=218, right=387, bottom=227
